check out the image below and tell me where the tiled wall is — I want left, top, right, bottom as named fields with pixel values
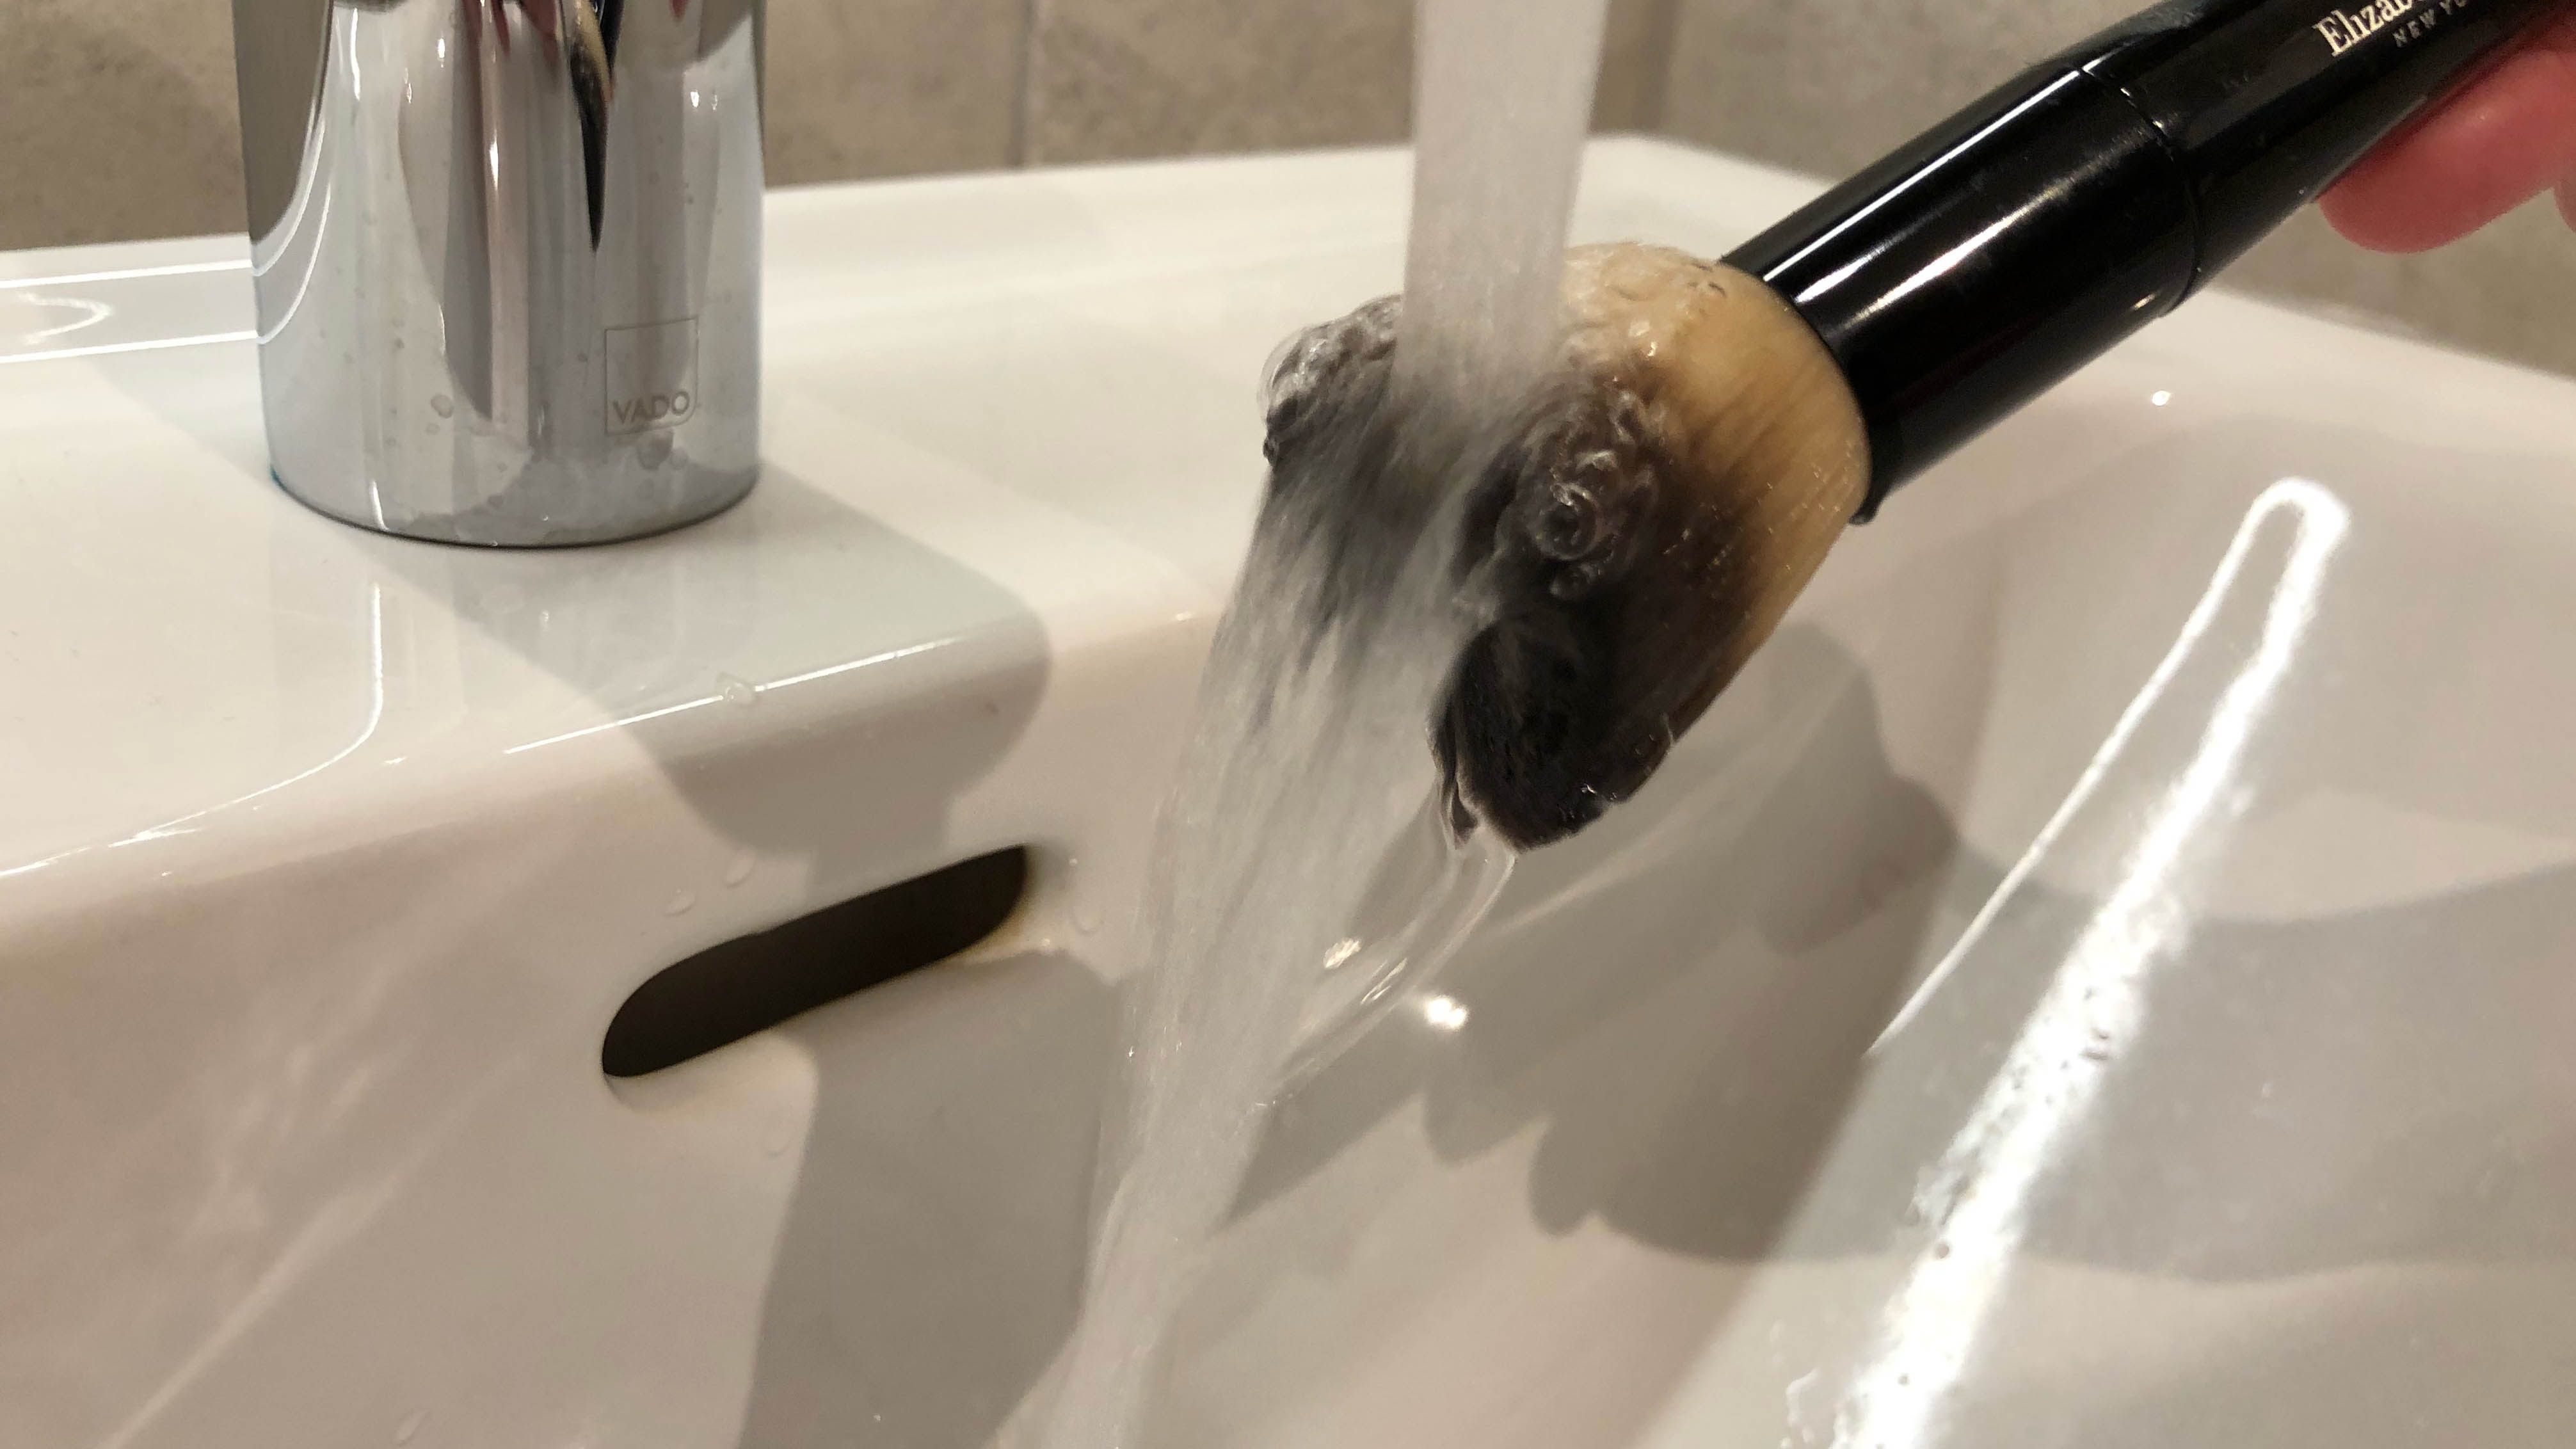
left=0, top=0, right=1663, bottom=250
left=1019, top=0, right=1679, bottom=163
left=3, top=0, right=2568, bottom=374
left=1, top=0, right=247, bottom=252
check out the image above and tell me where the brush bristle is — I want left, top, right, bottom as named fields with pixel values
left=1258, top=244, right=1871, bottom=850
left=1436, top=245, right=1871, bottom=848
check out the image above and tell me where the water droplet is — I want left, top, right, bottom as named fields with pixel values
left=636, top=429, right=674, bottom=469
left=723, top=849, right=756, bottom=886
left=1784, top=1368, right=1822, bottom=1444
left=395, top=1410, right=427, bottom=1445
left=1321, top=938, right=1363, bottom=970
left=664, top=889, right=696, bottom=916
left=1073, top=902, right=1103, bottom=934
left=718, top=674, right=758, bottom=708
left=429, top=394, right=453, bottom=419
left=762, top=1116, right=796, bottom=1157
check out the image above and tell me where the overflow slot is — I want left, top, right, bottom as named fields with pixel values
left=602, top=847, right=1030, bottom=1078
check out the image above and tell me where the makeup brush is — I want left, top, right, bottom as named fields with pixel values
left=1267, top=0, right=2570, bottom=849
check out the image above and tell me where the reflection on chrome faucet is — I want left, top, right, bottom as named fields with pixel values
left=230, top=0, right=764, bottom=545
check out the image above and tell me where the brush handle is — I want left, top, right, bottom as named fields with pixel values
left=1725, top=0, right=2566, bottom=516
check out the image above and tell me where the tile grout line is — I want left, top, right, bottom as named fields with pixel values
left=1639, top=0, right=1684, bottom=132
left=1011, top=0, right=1043, bottom=166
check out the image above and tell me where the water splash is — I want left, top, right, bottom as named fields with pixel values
left=1031, top=6, right=1609, bottom=1444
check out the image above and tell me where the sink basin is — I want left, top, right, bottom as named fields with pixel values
left=4, top=138, right=2574, bottom=1449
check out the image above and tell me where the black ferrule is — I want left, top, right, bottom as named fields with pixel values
left=1724, top=0, right=2566, bottom=517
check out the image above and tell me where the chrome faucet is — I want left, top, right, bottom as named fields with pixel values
left=229, top=0, right=764, bottom=546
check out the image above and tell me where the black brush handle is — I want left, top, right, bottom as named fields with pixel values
left=1725, top=0, right=2566, bottom=516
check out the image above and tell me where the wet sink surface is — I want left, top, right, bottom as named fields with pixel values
left=3, top=140, right=2573, bottom=1448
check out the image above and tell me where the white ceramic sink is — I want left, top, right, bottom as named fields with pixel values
left=5, top=140, right=2575, bottom=1449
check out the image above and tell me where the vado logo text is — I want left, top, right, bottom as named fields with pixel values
left=604, top=316, right=700, bottom=436
left=611, top=390, right=694, bottom=428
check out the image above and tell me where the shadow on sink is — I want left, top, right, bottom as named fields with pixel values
left=90, top=344, right=1061, bottom=896
left=1175, top=440, right=2576, bottom=1446
left=1230, top=419, right=2576, bottom=1288
left=77, top=350, right=1061, bottom=936
left=1, top=365, right=1063, bottom=1448
left=1234, top=623, right=1965, bottom=1256
left=349, top=464, right=1054, bottom=898
left=727, top=949, right=1118, bottom=1449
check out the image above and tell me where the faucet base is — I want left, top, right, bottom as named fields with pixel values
left=269, top=465, right=757, bottom=549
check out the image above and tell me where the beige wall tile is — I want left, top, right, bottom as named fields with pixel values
left=1660, top=0, right=2132, bottom=173
left=1024, top=0, right=1681, bottom=164
left=8, top=0, right=2564, bottom=380
left=762, top=0, right=1027, bottom=185
left=0, top=0, right=1027, bottom=249
left=1655, top=0, right=2576, bottom=378
left=1025, top=0, right=1416, bottom=163
left=0, top=0, right=248, bottom=249
left=2229, top=200, right=2576, bottom=378
left=1596, top=0, right=1685, bottom=133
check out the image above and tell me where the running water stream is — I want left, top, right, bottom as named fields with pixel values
left=1032, top=4, right=1612, bottom=1445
